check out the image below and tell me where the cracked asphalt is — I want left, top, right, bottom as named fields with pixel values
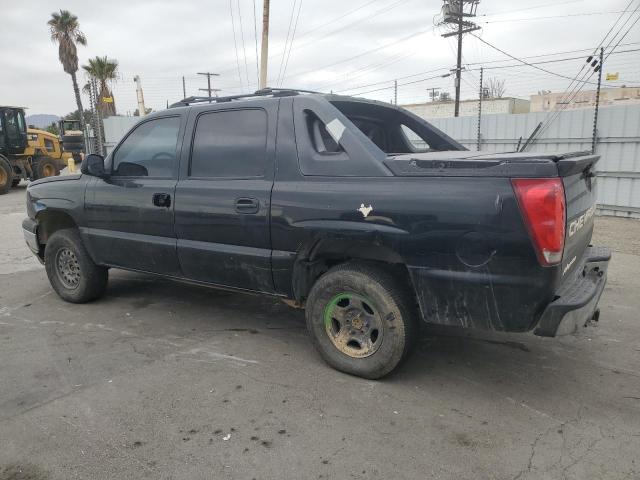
left=1, top=184, right=639, bottom=480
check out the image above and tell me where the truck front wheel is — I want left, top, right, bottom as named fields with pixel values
left=305, top=263, right=417, bottom=379
left=44, top=229, right=108, bottom=303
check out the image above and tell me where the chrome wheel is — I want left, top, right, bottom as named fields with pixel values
left=55, top=248, right=81, bottom=289
left=323, top=293, right=384, bottom=358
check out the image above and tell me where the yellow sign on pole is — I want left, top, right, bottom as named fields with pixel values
left=606, top=72, right=619, bottom=81
left=102, top=96, right=114, bottom=103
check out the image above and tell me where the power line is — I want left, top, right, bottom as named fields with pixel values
left=280, top=0, right=304, bottom=87
left=348, top=72, right=452, bottom=97
left=236, top=0, right=251, bottom=89
left=276, top=0, right=299, bottom=87
left=481, top=0, right=581, bottom=17
left=229, top=0, right=244, bottom=89
left=481, top=10, right=635, bottom=24
left=470, top=33, right=606, bottom=86
left=328, top=45, right=640, bottom=96
left=275, top=0, right=411, bottom=82
left=531, top=3, right=640, bottom=145
left=279, top=26, right=435, bottom=83
left=336, top=67, right=451, bottom=93
left=252, top=0, right=260, bottom=86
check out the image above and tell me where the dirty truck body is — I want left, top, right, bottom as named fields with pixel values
left=23, top=91, right=610, bottom=378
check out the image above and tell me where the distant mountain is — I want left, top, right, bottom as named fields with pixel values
left=25, top=114, right=60, bottom=129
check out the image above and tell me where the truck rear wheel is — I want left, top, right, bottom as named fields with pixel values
left=44, top=229, right=108, bottom=303
left=305, top=263, right=417, bottom=379
left=0, top=157, right=13, bottom=195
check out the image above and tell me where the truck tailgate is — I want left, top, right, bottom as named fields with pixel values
left=557, top=153, right=599, bottom=278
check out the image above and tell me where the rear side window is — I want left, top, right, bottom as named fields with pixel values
left=190, top=109, right=267, bottom=178
left=113, top=116, right=181, bottom=177
left=304, top=110, right=342, bottom=154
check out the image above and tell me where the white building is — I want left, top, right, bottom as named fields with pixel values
left=401, top=97, right=530, bottom=119
left=530, top=87, right=640, bottom=112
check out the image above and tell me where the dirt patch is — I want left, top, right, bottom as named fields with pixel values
left=0, top=464, right=49, bottom=480
left=593, top=216, right=640, bottom=256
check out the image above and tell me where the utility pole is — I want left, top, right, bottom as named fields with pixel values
left=133, top=75, right=147, bottom=117
left=439, top=1, right=481, bottom=117
left=259, top=0, right=270, bottom=89
left=591, top=47, right=604, bottom=153
left=182, top=76, right=186, bottom=99
left=476, top=67, right=483, bottom=151
left=454, top=1, right=463, bottom=117
left=394, top=80, right=398, bottom=105
left=197, top=72, right=220, bottom=100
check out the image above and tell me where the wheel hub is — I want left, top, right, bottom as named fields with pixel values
left=55, top=248, right=81, bottom=289
left=323, top=293, right=384, bottom=358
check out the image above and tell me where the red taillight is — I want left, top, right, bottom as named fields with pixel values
left=512, top=178, right=566, bottom=266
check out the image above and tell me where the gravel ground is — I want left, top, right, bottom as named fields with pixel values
left=1, top=185, right=639, bottom=480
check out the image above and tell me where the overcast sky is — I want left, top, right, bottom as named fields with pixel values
left=2, top=0, right=639, bottom=116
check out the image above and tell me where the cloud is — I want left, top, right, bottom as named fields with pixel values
left=1, top=0, right=635, bottom=115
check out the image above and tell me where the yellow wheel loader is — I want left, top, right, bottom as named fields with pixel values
left=0, top=106, right=72, bottom=194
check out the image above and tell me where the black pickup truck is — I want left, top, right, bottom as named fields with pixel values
left=23, top=89, right=610, bottom=378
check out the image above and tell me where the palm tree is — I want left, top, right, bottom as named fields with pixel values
left=48, top=10, right=87, bottom=135
left=82, top=56, right=119, bottom=117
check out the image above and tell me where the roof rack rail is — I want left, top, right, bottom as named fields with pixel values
left=169, top=87, right=323, bottom=108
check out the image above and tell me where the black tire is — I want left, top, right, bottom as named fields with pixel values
left=305, top=262, right=418, bottom=379
left=0, top=156, right=13, bottom=195
left=34, top=157, right=60, bottom=180
left=44, top=229, right=108, bottom=303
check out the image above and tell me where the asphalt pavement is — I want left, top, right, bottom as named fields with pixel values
left=1, top=184, right=639, bottom=480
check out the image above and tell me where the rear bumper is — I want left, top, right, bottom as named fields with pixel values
left=534, top=246, right=610, bottom=337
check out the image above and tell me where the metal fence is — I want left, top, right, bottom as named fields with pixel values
left=103, top=104, right=640, bottom=218
left=430, top=104, right=640, bottom=218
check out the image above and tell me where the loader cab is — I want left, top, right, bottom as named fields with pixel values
left=0, top=107, right=28, bottom=157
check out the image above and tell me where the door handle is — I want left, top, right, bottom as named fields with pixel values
left=235, top=197, right=259, bottom=214
left=152, top=193, right=171, bottom=208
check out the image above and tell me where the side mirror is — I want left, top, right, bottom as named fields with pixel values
left=80, top=154, right=106, bottom=177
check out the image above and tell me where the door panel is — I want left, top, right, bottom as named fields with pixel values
left=84, top=115, right=184, bottom=275
left=84, top=177, right=180, bottom=275
left=175, top=103, right=277, bottom=292
left=175, top=179, right=273, bottom=291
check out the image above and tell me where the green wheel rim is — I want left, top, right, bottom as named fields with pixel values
left=323, top=292, right=384, bottom=358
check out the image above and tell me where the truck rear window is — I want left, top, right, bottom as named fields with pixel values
left=330, top=100, right=460, bottom=154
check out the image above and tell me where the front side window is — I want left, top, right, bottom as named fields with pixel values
left=112, top=116, right=181, bottom=177
left=190, top=109, right=267, bottom=178
left=4, top=111, right=19, bottom=139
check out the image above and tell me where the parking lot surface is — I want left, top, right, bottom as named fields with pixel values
left=1, top=184, right=639, bottom=480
